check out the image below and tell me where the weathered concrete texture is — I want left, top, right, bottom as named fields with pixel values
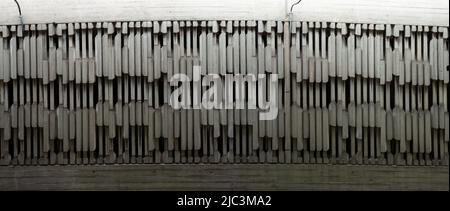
left=0, top=165, right=448, bottom=190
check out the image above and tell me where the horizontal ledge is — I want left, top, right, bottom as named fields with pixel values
left=0, top=164, right=448, bottom=190
left=0, top=0, right=448, bottom=26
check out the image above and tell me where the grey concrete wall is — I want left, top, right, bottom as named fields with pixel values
left=1, top=0, right=448, bottom=26
left=0, top=164, right=448, bottom=190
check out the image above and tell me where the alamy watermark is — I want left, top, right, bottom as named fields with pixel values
left=169, top=66, right=279, bottom=120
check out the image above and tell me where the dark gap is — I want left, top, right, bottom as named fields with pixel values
left=53, top=82, right=59, bottom=108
